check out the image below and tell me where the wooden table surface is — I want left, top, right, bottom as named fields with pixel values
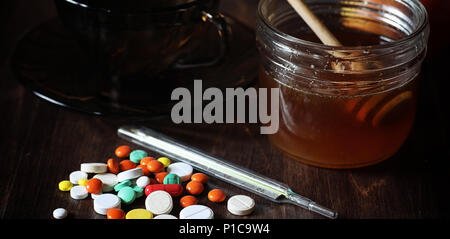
left=1, top=0, right=449, bottom=219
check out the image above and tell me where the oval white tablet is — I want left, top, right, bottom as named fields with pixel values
left=70, top=185, right=88, bottom=200
left=117, top=168, right=143, bottom=182
left=227, top=195, right=255, bottom=216
left=69, top=171, right=88, bottom=184
left=179, top=205, right=214, bottom=219
left=94, top=173, right=118, bottom=192
left=153, top=214, right=178, bottom=219
left=136, top=176, right=151, bottom=188
left=93, top=193, right=121, bottom=215
left=80, top=163, right=108, bottom=173
left=145, top=190, right=173, bottom=215
left=52, top=208, right=68, bottom=219
left=167, top=162, right=193, bottom=182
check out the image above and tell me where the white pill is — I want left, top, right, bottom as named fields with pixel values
left=136, top=176, right=151, bottom=188
left=117, top=168, right=143, bottom=182
left=52, top=208, right=68, bottom=219
left=70, top=185, right=89, bottom=200
left=80, top=163, right=108, bottom=173
left=179, top=205, right=214, bottom=219
left=145, top=190, right=173, bottom=215
left=93, top=193, right=121, bottom=215
left=167, top=162, right=193, bottom=182
left=227, top=195, right=255, bottom=216
left=69, top=171, right=88, bottom=184
left=153, top=214, right=178, bottom=219
left=93, top=173, right=118, bottom=192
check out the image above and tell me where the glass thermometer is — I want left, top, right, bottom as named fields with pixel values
left=118, top=125, right=338, bottom=219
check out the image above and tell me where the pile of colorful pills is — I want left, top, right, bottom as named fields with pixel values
left=54, top=145, right=256, bottom=219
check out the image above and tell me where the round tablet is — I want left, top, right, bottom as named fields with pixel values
left=58, top=180, right=72, bottom=191
left=167, top=162, right=193, bottom=182
left=136, top=176, right=151, bottom=188
left=70, top=185, right=89, bottom=200
left=113, top=179, right=131, bottom=192
left=163, top=173, right=181, bottom=185
left=126, top=209, right=153, bottom=219
left=227, top=195, right=255, bottom=216
left=52, top=208, right=68, bottom=219
left=133, top=185, right=144, bottom=198
left=69, top=171, right=88, bottom=184
left=179, top=205, right=214, bottom=219
left=93, top=193, right=121, bottom=215
left=94, top=173, right=118, bottom=192
left=153, top=214, right=178, bottom=219
left=145, top=190, right=173, bottom=215
left=129, top=149, right=148, bottom=164
left=80, top=163, right=108, bottom=173
left=117, top=168, right=143, bottom=182
left=117, top=186, right=136, bottom=205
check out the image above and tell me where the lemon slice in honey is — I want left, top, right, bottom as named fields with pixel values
left=372, top=91, right=413, bottom=127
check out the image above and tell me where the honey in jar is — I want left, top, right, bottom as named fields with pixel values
left=256, top=0, right=429, bottom=168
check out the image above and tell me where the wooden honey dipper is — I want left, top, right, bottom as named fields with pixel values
left=286, top=0, right=413, bottom=127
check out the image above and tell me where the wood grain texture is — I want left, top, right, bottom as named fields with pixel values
left=0, top=0, right=449, bottom=219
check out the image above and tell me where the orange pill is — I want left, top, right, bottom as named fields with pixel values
left=186, top=181, right=204, bottom=195
left=208, top=189, right=226, bottom=203
left=107, top=208, right=126, bottom=219
left=191, top=173, right=208, bottom=184
left=85, top=178, right=103, bottom=194
left=107, top=158, right=120, bottom=174
left=140, top=157, right=155, bottom=166
left=179, top=195, right=198, bottom=208
left=137, top=164, right=151, bottom=176
left=155, top=172, right=168, bottom=184
left=146, top=160, right=164, bottom=173
left=115, top=145, right=132, bottom=158
left=119, top=160, right=136, bottom=171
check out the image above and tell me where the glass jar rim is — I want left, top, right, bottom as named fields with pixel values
left=257, top=0, right=429, bottom=52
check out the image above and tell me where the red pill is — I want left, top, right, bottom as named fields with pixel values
left=107, top=208, right=125, bottom=219
left=107, top=158, right=119, bottom=174
left=115, top=145, right=132, bottom=158
left=119, top=160, right=136, bottom=171
left=85, top=178, right=103, bottom=194
left=155, top=172, right=168, bottom=184
left=208, top=189, right=226, bottom=203
left=186, top=181, right=204, bottom=195
left=146, top=160, right=164, bottom=173
left=191, top=173, right=208, bottom=184
left=145, top=184, right=183, bottom=197
left=180, top=195, right=198, bottom=208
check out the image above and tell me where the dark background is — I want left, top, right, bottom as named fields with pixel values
left=0, top=0, right=449, bottom=219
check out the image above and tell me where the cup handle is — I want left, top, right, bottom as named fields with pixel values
left=172, top=11, right=228, bottom=70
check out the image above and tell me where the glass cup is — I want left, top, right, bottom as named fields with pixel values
left=53, top=0, right=227, bottom=109
left=256, top=0, right=429, bottom=168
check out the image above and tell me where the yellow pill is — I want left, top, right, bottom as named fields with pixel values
left=77, top=179, right=88, bottom=186
left=126, top=209, right=153, bottom=219
left=58, top=180, right=73, bottom=191
left=157, top=157, right=171, bottom=168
